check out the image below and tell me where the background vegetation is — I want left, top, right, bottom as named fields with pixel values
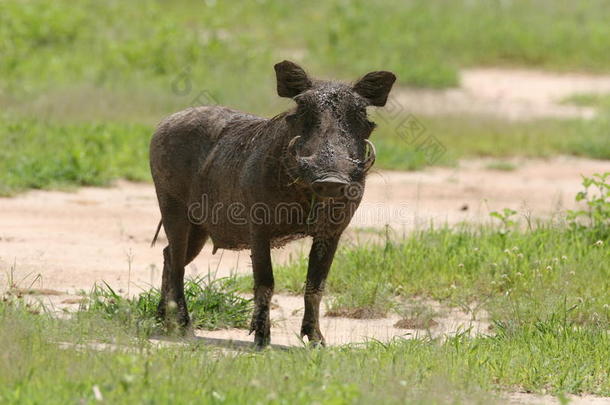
left=2, top=0, right=610, bottom=194
left=3, top=0, right=610, bottom=104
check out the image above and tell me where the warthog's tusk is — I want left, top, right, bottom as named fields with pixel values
left=287, top=135, right=302, bottom=158
left=363, top=139, right=376, bottom=171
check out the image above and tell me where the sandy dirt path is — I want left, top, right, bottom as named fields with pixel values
left=2, top=157, right=607, bottom=295
left=394, top=68, right=610, bottom=120
left=507, top=393, right=610, bottom=405
left=1, top=157, right=607, bottom=349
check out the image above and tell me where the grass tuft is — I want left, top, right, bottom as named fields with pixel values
left=485, top=161, right=517, bottom=171
left=560, top=93, right=610, bottom=108
left=81, top=274, right=252, bottom=333
left=265, top=174, right=610, bottom=323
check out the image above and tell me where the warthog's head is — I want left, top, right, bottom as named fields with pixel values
left=276, top=60, right=396, bottom=199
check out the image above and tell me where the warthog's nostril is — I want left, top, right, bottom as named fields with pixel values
left=311, top=176, right=349, bottom=198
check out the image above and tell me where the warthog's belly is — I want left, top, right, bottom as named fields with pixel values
left=189, top=189, right=314, bottom=252
left=206, top=224, right=309, bottom=252
left=194, top=194, right=357, bottom=252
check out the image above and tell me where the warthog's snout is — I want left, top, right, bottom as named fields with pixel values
left=311, top=175, right=349, bottom=198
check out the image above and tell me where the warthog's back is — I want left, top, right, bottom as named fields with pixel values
left=149, top=106, right=263, bottom=204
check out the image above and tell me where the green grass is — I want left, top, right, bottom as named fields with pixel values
left=560, top=93, right=610, bottom=108
left=373, top=114, right=610, bottom=170
left=0, top=117, right=151, bottom=195
left=83, top=274, right=252, bottom=332
left=3, top=112, right=610, bottom=195
left=3, top=0, right=610, bottom=116
left=250, top=224, right=609, bottom=323
left=247, top=176, right=610, bottom=322
left=485, top=161, right=517, bottom=171
left=2, top=294, right=610, bottom=403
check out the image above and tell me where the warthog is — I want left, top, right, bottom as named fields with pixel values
left=150, top=60, right=395, bottom=348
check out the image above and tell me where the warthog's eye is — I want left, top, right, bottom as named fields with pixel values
left=354, top=108, right=376, bottom=135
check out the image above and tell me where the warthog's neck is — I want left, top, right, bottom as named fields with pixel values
left=263, top=111, right=310, bottom=190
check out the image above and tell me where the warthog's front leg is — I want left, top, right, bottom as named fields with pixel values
left=249, top=234, right=274, bottom=349
left=301, top=236, right=340, bottom=346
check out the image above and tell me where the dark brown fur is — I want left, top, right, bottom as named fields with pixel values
left=150, top=61, right=395, bottom=348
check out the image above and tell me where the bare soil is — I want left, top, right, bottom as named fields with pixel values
left=506, top=393, right=610, bottom=405
left=2, top=157, right=606, bottom=294
left=395, top=68, right=610, bottom=120
left=1, top=157, right=607, bottom=347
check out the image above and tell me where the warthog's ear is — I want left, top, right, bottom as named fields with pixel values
left=274, top=60, right=312, bottom=98
left=353, top=71, right=397, bottom=107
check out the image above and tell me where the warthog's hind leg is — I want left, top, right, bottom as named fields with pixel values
left=156, top=197, right=196, bottom=331
left=249, top=234, right=274, bottom=349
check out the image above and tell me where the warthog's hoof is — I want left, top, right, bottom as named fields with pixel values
left=250, top=307, right=271, bottom=349
left=250, top=323, right=271, bottom=350
left=300, top=323, right=326, bottom=347
left=157, top=299, right=190, bottom=334
left=253, top=333, right=271, bottom=350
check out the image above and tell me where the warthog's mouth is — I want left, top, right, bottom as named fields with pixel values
left=311, top=175, right=350, bottom=198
